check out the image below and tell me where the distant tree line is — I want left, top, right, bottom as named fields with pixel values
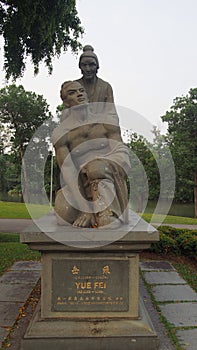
left=0, top=84, right=57, bottom=202
left=127, top=87, right=197, bottom=217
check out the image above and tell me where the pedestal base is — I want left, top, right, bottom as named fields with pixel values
left=20, top=212, right=159, bottom=349
left=21, top=297, right=159, bottom=350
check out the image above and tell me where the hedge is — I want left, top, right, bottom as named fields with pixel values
left=150, top=226, right=197, bottom=257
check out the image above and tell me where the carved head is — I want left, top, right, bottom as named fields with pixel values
left=60, top=81, right=88, bottom=107
left=79, top=45, right=99, bottom=80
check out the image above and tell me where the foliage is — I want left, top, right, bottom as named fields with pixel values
left=150, top=226, right=197, bottom=257
left=126, top=131, right=160, bottom=211
left=157, top=225, right=188, bottom=238
left=0, top=153, right=20, bottom=194
left=0, top=84, right=54, bottom=201
left=0, top=84, right=52, bottom=152
left=0, top=120, right=11, bottom=153
left=44, top=152, right=57, bottom=197
left=162, top=87, right=197, bottom=214
left=176, top=231, right=197, bottom=257
left=150, top=232, right=178, bottom=254
left=0, top=0, right=84, bottom=79
left=126, top=128, right=175, bottom=211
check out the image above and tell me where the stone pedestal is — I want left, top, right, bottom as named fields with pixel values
left=20, top=211, right=159, bottom=350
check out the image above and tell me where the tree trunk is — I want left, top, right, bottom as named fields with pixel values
left=21, top=149, right=29, bottom=203
left=194, top=170, right=197, bottom=218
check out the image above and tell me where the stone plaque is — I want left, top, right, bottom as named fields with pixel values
left=52, top=258, right=129, bottom=312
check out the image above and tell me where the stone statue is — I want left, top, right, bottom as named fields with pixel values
left=52, top=81, right=130, bottom=228
left=76, top=45, right=114, bottom=112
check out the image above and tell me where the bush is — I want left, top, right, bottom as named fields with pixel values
left=150, top=232, right=178, bottom=255
left=158, top=226, right=188, bottom=239
left=176, top=232, right=197, bottom=258
left=150, top=227, right=197, bottom=257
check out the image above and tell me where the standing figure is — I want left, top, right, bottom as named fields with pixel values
left=76, top=45, right=114, bottom=110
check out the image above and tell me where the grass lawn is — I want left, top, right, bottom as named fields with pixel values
left=141, top=213, right=197, bottom=225
left=0, top=201, right=197, bottom=225
left=0, top=233, right=40, bottom=276
left=0, top=201, right=50, bottom=219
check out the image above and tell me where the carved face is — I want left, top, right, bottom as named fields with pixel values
left=80, top=57, right=98, bottom=80
left=61, top=82, right=88, bottom=107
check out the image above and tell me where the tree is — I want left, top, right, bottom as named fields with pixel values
left=0, top=0, right=84, bottom=79
left=162, top=87, right=197, bottom=217
left=126, top=131, right=160, bottom=212
left=0, top=119, right=11, bottom=153
left=0, top=84, right=52, bottom=201
left=0, top=121, right=12, bottom=193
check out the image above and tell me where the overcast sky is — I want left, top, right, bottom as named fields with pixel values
left=0, top=0, right=197, bottom=135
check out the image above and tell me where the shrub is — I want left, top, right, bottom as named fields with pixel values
left=150, top=227, right=197, bottom=257
left=158, top=226, right=188, bottom=239
left=176, top=232, right=197, bottom=258
left=150, top=232, right=178, bottom=255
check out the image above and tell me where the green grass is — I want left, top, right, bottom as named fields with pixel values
left=0, top=201, right=50, bottom=219
left=0, top=233, right=40, bottom=276
left=174, top=263, right=197, bottom=293
left=0, top=233, right=19, bottom=242
left=141, top=213, right=197, bottom=225
left=0, top=201, right=197, bottom=225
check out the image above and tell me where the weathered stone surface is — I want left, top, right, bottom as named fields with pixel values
left=152, top=285, right=197, bottom=302
left=0, top=270, right=40, bottom=284
left=144, top=271, right=186, bottom=284
left=21, top=210, right=159, bottom=250
left=11, top=261, right=41, bottom=271
left=0, top=283, right=33, bottom=302
left=140, top=261, right=174, bottom=271
left=159, top=302, right=197, bottom=327
left=0, top=302, right=22, bottom=326
left=176, top=329, right=197, bottom=350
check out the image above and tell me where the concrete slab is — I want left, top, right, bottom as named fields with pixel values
left=152, top=285, right=197, bottom=302
left=140, top=261, right=175, bottom=271
left=0, top=283, right=33, bottom=302
left=0, top=270, right=40, bottom=284
left=144, top=271, right=187, bottom=284
left=176, top=329, right=197, bottom=350
left=160, top=302, right=197, bottom=327
left=0, top=302, right=22, bottom=326
left=10, top=261, right=41, bottom=271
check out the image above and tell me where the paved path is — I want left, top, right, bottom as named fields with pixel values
left=1, top=218, right=197, bottom=233
left=140, top=261, right=197, bottom=350
left=0, top=219, right=33, bottom=233
left=0, top=261, right=41, bottom=349
left=0, top=260, right=196, bottom=349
